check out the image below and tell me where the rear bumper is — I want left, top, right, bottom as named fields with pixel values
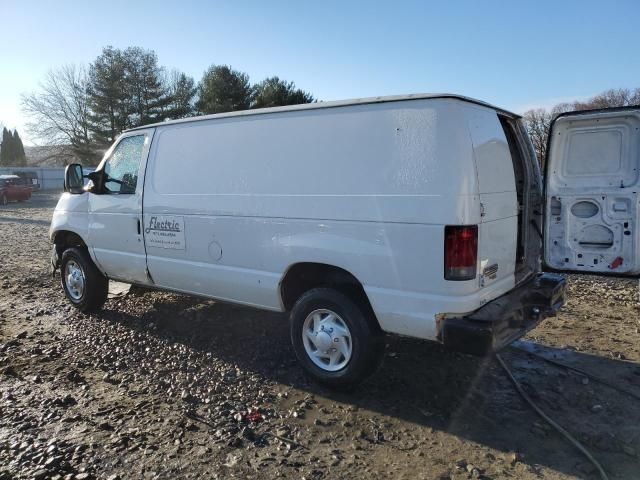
left=441, top=272, right=566, bottom=356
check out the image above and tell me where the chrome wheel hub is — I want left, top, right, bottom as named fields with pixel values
left=302, top=309, right=353, bottom=372
left=64, top=260, right=85, bottom=300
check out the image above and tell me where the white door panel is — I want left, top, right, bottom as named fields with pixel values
left=89, top=195, right=147, bottom=281
left=466, top=107, right=518, bottom=288
left=544, top=108, right=640, bottom=276
left=88, top=130, right=154, bottom=283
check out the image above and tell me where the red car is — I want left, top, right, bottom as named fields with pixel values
left=0, top=175, right=32, bottom=205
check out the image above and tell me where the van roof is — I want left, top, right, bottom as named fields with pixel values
left=126, top=93, right=519, bottom=132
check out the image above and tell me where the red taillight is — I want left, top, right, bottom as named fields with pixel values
left=444, top=225, right=478, bottom=281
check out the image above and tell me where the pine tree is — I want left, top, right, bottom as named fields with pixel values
left=12, top=130, right=27, bottom=167
left=88, top=46, right=129, bottom=148
left=123, top=47, right=171, bottom=126
left=252, top=77, right=314, bottom=109
left=0, top=127, right=13, bottom=166
left=196, top=65, right=253, bottom=114
left=88, top=46, right=173, bottom=148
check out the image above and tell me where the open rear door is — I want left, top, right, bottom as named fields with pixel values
left=544, top=108, right=640, bottom=277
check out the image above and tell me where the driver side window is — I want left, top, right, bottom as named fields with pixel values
left=104, top=135, right=146, bottom=194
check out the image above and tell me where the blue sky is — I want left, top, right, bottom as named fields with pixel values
left=1, top=0, right=639, bottom=144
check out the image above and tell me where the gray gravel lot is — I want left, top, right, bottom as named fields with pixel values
left=1, top=193, right=639, bottom=479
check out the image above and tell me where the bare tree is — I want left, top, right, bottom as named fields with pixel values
left=522, top=88, right=640, bottom=166
left=573, top=88, right=640, bottom=110
left=522, top=108, right=551, bottom=166
left=21, top=65, right=98, bottom=164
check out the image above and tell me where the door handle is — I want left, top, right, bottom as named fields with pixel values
left=137, top=219, right=141, bottom=235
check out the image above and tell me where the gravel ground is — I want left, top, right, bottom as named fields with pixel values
left=0, top=193, right=639, bottom=480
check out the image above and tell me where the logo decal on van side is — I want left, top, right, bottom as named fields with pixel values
left=144, top=215, right=185, bottom=250
left=145, top=217, right=182, bottom=234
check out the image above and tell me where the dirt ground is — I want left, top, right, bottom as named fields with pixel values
left=1, top=193, right=639, bottom=480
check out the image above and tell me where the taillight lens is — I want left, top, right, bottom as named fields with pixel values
left=444, top=225, right=478, bottom=281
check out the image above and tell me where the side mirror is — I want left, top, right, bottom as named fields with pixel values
left=64, top=164, right=84, bottom=194
left=86, top=170, right=104, bottom=193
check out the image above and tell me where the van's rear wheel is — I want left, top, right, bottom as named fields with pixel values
left=290, top=288, right=384, bottom=388
left=60, top=247, right=108, bottom=313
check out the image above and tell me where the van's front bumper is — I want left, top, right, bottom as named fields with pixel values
left=441, top=273, right=566, bottom=356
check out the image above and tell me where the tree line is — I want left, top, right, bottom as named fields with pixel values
left=21, top=47, right=639, bottom=169
left=0, top=127, right=26, bottom=167
left=522, top=88, right=640, bottom=167
left=22, top=46, right=314, bottom=165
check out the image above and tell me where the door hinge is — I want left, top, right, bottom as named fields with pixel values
left=480, top=203, right=486, bottom=217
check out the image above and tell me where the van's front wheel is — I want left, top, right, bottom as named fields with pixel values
left=290, top=288, right=384, bottom=388
left=60, top=247, right=108, bottom=313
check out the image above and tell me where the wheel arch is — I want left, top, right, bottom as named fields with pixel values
left=279, top=262, right=381, bottom=330
left=52, top=229, right=88, bottom=253
left=51, top=229, right=98, bottom=271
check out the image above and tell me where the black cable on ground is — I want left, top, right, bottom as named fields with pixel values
left=495, top=353, right=609, bottom=480
left=511, top=344, right=640, bottom=401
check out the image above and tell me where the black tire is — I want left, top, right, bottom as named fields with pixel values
left=290, top=288, right=384, bottom=388
left=60, top=247, right=108, bottom=313
left=0, top=193, right=7, bottom=206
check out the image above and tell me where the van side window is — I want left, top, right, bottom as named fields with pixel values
left=103, top=135, right=145, bottom=194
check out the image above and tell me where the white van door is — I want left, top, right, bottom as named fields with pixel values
left=88, top=130, right=154, bottom=284
left=544, top=108, right=640, bottom=277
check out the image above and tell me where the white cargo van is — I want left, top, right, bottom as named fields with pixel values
left=50, top=95, right=640, bottom=387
